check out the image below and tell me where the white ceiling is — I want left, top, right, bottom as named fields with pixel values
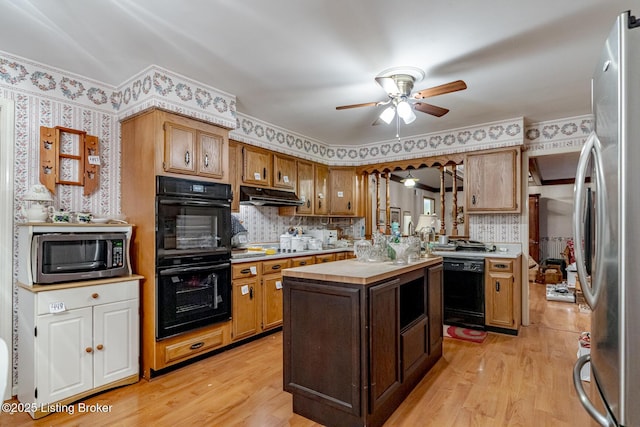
left=0, top=0, right=633, bottom=150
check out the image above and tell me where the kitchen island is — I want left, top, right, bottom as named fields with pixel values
left=282, top=257, right=443, bottom=427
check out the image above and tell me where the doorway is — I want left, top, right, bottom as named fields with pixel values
left=529, top=194, right=540, bottom=262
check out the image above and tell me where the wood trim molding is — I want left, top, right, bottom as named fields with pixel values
left=0, top=99, right=15, bottom=400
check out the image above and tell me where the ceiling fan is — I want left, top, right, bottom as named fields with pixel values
left=336, top=67, right=467, bottom=125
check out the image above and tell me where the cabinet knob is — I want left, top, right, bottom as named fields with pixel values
left=92, top=293, right=99, bottom=299
left=472, top=195, right=477, bottom=205
left=96, top=344, right=104, bottom=351
left=85, top=347, right=93, bottom=353
left=204, top=153, right=209, bottom=168
left=249, top=286, right=254, bottom=299
left=185, top=150, right=190, bottom=166
left=495, top=281, right=500, bottom=292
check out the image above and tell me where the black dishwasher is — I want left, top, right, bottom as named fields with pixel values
left=443, top=258, right=485, bottom=330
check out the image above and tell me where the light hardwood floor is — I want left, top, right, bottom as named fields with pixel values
left=1, top=281, right=598, bottom=427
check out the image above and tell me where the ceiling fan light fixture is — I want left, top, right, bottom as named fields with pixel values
left=401, top=171, right=418, bottom=187
left=397, top=100, right=416, bottom=124
left=379, top=106, right=395, bottom=124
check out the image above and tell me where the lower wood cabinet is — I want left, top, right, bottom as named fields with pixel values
left=485, top=256, right=522, bottom=333
left=283, top=262, right=443, bottom=427
left=17, top=278, right=141, bottom=419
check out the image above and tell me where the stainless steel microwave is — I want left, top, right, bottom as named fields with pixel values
left=32, top=233, right=130, bottom=284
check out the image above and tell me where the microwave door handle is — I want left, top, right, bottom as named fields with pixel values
left=573, top=131, right=604, bottom=309
left=159, top=199, right=230, bottom=208
left=53, top=261, right=106, bottom=272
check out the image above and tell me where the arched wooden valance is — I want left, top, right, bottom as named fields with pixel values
left=355, top=153, right=465, bottom=175
left=364, top=152, right=468, bottom=238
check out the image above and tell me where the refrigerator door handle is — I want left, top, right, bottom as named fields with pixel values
left=573, top=131, right=605, bottom=309
left=573, top=354, right=616, bottom=427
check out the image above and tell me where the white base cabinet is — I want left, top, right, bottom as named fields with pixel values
left=18, top=278, right=140, bottom=419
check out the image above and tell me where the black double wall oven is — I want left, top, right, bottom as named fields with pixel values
left=155, top=176, right=232, bottom=339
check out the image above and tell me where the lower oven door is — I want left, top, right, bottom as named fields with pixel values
left=157, top=261, right=231, bottom=339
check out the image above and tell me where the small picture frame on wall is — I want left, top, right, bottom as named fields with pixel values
left=390, top=207, right=401, bottom=228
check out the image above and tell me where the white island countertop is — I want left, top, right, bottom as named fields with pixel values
left=282, top=256, right=443, bottom=285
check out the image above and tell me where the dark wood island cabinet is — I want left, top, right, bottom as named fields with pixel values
left=282, top=257, right=443, bottom=427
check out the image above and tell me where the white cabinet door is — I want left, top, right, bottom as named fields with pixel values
left=93, top=299, right=139, bottom=388
left=36, top=308, right=93, bottom=404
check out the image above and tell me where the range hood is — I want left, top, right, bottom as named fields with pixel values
left=239, top=186, right=304, bottom=207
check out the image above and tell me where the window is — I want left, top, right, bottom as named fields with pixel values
left=423, top=197, right=435, bottom=215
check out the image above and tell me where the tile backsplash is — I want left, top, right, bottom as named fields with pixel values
left=235, top=205, right=364, bottom=243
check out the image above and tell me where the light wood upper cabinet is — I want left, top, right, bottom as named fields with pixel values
left=229, top=141, right=240, bottom=212
left=296, top=160, right=314, bottom=214
left=273, top=154, right=296, bottom=190
left=197, top=131, right=224, bottom=178
left=242, top=146, right=272, bottom=186
left=315, top=164, right=330, bottom=215
left=329, top=167, right=356, bottom=215
left=164, top=122, right=196, bottom=174
left=164, top=121, right=225, bottom=179
left=465, top=148, right=521, bottom=213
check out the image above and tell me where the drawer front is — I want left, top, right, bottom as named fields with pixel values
left=164, top=328, right=225, bottom=364
left=315, top=254, right=336, bottom=264
left=486, top=259, right=514, bottom=272
left=262, top=259, right=290, bottom=275
left=232, top=263, right=260, bottom=279
left=35, top=280, right=139, bottom=315
left=290, top=256, right=315, bottom=267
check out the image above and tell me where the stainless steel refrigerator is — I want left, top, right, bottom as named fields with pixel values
left=573, top=10, right=640, bottom=427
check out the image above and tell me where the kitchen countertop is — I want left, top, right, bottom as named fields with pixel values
left=231, top=247, right=352, bottom=263
left=282, top=256, right=443, bottom=285
left=432, top=243, right=522, bottom=259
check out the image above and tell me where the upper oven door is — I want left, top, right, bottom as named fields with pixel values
left=156, top=195, right=231, bottom=260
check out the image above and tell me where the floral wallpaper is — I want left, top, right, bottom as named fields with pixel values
left=232, top=114, right=524, bottom=165
left=525, top=115, right=593, bottom=154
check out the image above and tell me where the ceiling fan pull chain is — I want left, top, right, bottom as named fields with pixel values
left=396, top=112, right=400, bottom=140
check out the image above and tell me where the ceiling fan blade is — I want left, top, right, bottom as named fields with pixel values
left=413, top=80, right=467, bottom=99
left=414, top=102, right=449, bottom=117
left=336, top=101, right=379, bottom=110
left=375, top=76, right=400, bottom=95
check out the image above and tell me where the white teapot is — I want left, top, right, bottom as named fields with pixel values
left=22, top=203, right=49, bottom=222
left=21, top=184, right=52, bottom=223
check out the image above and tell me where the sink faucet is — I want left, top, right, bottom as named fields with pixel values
left=408, top=221, right=414, bottom=236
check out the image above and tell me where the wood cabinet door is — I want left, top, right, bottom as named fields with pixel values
left=329, top=167, right=355, bottom=215
left=427, top=264, right=443, bottom=353
left=465, top=148, right=520, bottom=213
left=36, top=307, right=93, bottom=404
left=164, top=122, right=196, bottom=174
left=368, top=280, right=401, bottom=413
left=485, top=271, right=515, bottom=328
left=296, top=160, right=314, bottom=214
left=242, top=146, right=272, bottom=186
left=273, top=154, right=296, bottom=190
left=93, top=299, right=139, bottom=388
left=315, top=164, right=329, bottom=215
left=262, top=274, right=284, bottom=330
left=196, top=131, right=224, bottom=178
left=229, top=142, right=240, bottom=212
left=232, top=279, right=259, bottom=340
